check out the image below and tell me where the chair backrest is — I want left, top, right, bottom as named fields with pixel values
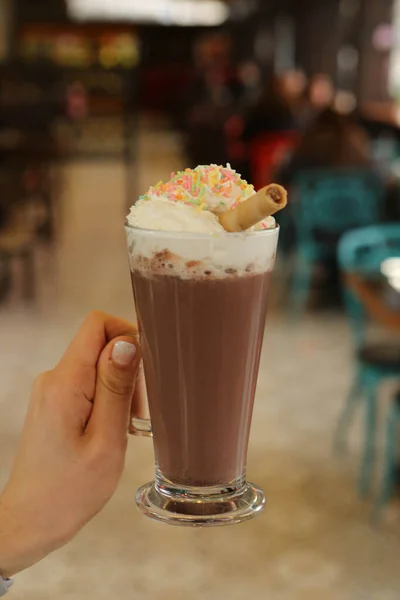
left=250, top=131, right=298, bottom=190
left=294, top=169, right=384, bottom=242
left=339, top=224, right=400, bottom=274
left=338, top=224, right=400, bottom=346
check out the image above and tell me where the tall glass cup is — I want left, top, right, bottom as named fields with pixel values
left=125, top=224, right=279, bottom=526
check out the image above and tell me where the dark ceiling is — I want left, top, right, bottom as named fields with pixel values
left=16, top=0, right=68, bottom=22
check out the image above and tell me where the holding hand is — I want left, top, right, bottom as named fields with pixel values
left=0, top=311, right=141, bottom=577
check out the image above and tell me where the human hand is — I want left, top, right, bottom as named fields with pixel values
left=0, top=311, right=141, bottom=577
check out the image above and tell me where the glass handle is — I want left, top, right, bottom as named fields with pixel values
left=130, top=417, right=152, bottom=437
left=129, top=363, right=152, bottom=438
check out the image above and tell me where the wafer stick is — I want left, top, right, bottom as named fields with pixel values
left=219, top=184, right=287, bottom=233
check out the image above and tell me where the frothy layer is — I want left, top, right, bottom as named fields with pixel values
left=126, top=228, right=279, bottom=279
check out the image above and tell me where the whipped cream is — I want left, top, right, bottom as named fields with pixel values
left=127, top=197, right=225, bottom=234
left=127, top=164, right=276, bottom=234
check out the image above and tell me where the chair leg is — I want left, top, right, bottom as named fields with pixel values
left=358, top=380, right=379, bottom=498
left=373, top=403, right=400, bottom=519
left=334, top=373, right=363, bottom=456
left=291, top=257, right=313, bottom=317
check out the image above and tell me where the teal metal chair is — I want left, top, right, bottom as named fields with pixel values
left=375, top=392, right=400, bottom=517
left=335, top=224, right=400, bottom=502
left=291, top=170, right=384, bottom=314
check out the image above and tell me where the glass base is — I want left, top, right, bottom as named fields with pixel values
left=135, top=480, right=266, bottom=527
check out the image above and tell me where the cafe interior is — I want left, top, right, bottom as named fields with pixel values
left=1, top=0, right=400, bottom=598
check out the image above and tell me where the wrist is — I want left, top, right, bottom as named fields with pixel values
left=0, top=492, right=51, bottom=578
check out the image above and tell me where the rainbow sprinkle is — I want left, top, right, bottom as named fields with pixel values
left=140, top=164, right=255, bottom=213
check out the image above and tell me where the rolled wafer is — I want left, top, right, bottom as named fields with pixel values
left=219, top=184, right=287, bottom=233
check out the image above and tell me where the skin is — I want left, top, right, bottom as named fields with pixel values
left=0, top=311, right=142, bottom=578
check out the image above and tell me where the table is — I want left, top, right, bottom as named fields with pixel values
left=344, top=272, right=400, bottom=333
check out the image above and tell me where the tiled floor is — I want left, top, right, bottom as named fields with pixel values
left=1, top=125, right=400, bottom=599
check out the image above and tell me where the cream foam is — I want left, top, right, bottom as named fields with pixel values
left=125, top=227, right=279, bottom=279
left=127, top=197, right=225, bottom=234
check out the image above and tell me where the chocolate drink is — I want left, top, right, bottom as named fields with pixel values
left=126, top=163, right=282, bottom=525
left=131, top=257, right=271, bottom=488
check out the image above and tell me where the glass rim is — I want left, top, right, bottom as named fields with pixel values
left=124, top=222, right=280, bottom=240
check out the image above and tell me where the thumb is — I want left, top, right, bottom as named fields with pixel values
left=86, top=336, right=141, bottom=447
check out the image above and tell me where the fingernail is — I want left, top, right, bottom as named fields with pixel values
left=111, top=341, right=137, bottom=366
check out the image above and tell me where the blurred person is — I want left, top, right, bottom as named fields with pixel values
left=190, top=31, right=240, bottom=107
left=309, top=73, right=335, bottom=113
left=276, top=108, right=373, bottom=304
left=278, top=69, right=307, bottom=101
left=224, top=74, right=298, bottom=180
left=0, top=311, right=142, bottom=591
left=277, top=69, right=308, bottom=124
left=241, top=74, right=296, bottom=143
left=277, top=107, right=372, bottom=186
left=296, top=73, right=336, bottom=129
left=193, top=32, right=231, bottom=73
left=237, top=60, right=263, bottom=108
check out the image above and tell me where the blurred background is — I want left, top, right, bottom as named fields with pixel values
left=1, top=0, right=400, bottom=598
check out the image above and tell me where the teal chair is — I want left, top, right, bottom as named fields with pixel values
left=291, top=170, right=384, bottom=314
left=335, top=224, right=400, bottom=502
left=376, top=391, right=400, bottom=516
